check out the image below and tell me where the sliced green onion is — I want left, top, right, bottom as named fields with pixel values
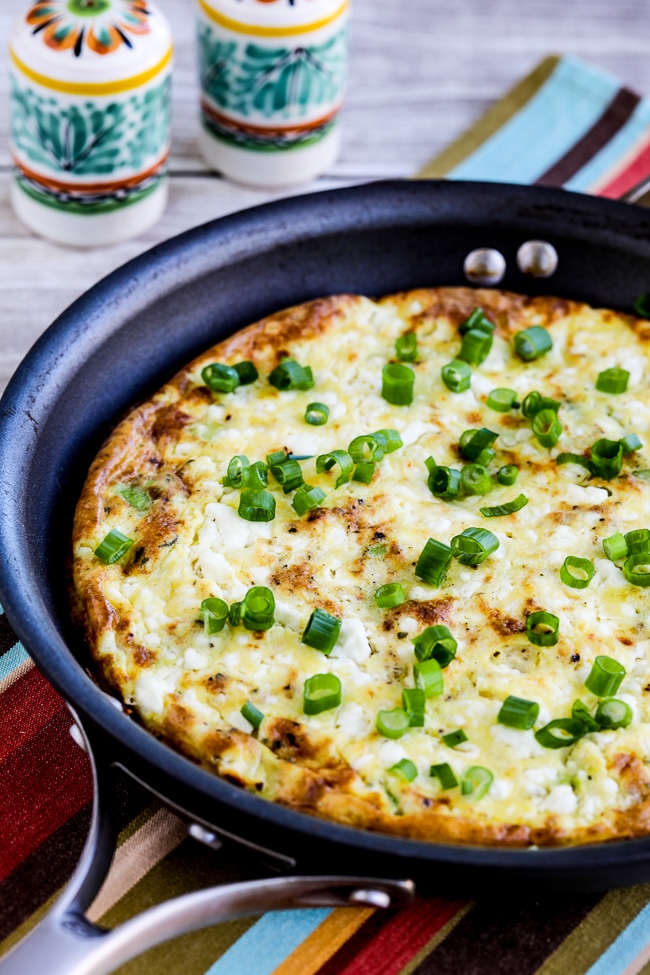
left=234, top=361, right=259, bottom=385
left=316, top=449, right=353, bottom=488
left=389, top=758, right=417, bottom=781
left=461, top=766, right=493, bottom=798
left=269, top=459, right=303, bottom=494
left=402, top=688, right=426, bottom=727
left=441, top=359, right=472, bottom=393
left=375, top=583, right=405, bottom=609
left=353, top=461, right=376, bottom=484
left=430, top=763, right=458, bottom=790
left=480, top=494, right=528, bottom=518
left=373, top=429, right=403, bottom=453
left=475, top=448, right=496, bottom=467
left=514, top=325, right=553, bottom=361
left=461, top=464, right=493, bottom=496
left=202, top=363, right=240, bottom=393
left=382, top=363, right=415, bottom=406
left=625, top=528, right=650, bottom=554
left=349, top=435, right=384, bottom=464
left=376, top=707, right=410, bottom=739
left=414, top=658, right=444, bottom=698
left=246, top=461, right=269, bottom=491
left=302, top=608, right=341, bottom=655
left=242, top=586, right=275, bottom=631
left=603, top=532, right=628, bottom=561
left=621, top=433, right=643, bottom=453
left=450, top=527, right=499, bottom=565
left=521, top=390, right=561, bottom=418
left=585, top=655, right=626, bottom=697
left=239, top=489, right=276, bottom=522
left=560, top=556, right=595, bottom=589
left=228, top=602, right=242, bottom=627
left=94, top=529, right=134, bottom=564
left=487, top=388, right=518, bottom=412
left=532, top=409, right=562, bottom=448
left=118, top=485, right=151, bottom=512
left=596, top=367, right=629, bottom=394
left=292, top=484, right=326, bottom=516
left=556, top=453, right=594, bottom=473
left=572, top=700, right=600, bottom=733
left=428, top=466, right=462, bottom=500
left=305, top=402, right=329, bottom=426
left=223, top=455, right=251, bottom=488
left=459, top=328, right=493, bottom=365
left=241, top=700, right=264, bottom=729
left=498, top=695, right=539, bottom=730
left=459, top=307, right=495, bottom=336
left=442, top=729, right=468, bottom=748
left=269, top=359, right=314, bottom=391
left=623, top=553, right=650, bottom=587
left=396, top=333, right=418, bottom=362
left=535, top=719, right=586, bottom=749
left=526, top=610, right=559, bottom=647
left=498, top=465, right=518, bottom=486
left=412, top=624, right=457, bottom=667
left=595, top=698, right=633, bottom=730
left=303, top=674, right=341, bottom=715
left=266, top=450, right=286, bottom=467
left=459, top=427, right=498, bottom=462
left=415, top=538, right=453, bottom=586
left=199, top=597, right=229, bottom=635
left=634, top=294, right=650, bottom=318
left=590, top=438, right=623, bottom=479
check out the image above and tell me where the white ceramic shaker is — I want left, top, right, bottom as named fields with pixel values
left=196, top=0, right=349, bottom=188
left=9, top=0, right=173, bottom=247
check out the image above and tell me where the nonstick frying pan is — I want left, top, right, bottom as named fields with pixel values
left=2, top=180, right=650, bottom=975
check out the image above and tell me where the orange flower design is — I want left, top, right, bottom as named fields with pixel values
left=27, top=0, right=151, bottom=57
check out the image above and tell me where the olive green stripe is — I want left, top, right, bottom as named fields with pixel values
left=534, top=884, right=650, bottom=975
left=416, top=55, right=561, bottom=179
left=117, top=804, right=160, bottom=847
left=398, top=902, right=475, bottom=975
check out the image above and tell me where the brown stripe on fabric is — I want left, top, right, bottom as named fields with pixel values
left=314, top=907, right=396, bottom=975
left=0, top=615, right=20, bottom=656
left=410, top=894, right=601, bottom=975
left=535, top=86, right=641, bottom=187
left=416, top=55, right=560, bottom=179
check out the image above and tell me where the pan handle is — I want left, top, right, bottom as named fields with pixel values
left=0, top=711, right=414, bottom=975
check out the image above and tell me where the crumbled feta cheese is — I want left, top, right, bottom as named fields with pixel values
left=541, top=784, right=578, bottom=815
left=331, top=618, right=371, bottom=663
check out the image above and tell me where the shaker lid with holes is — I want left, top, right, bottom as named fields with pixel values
left=199, top=0, right=348, bottom=31
left=10, top=0, right=172, bottom=84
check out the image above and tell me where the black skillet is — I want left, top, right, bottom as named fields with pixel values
left=2, top=180, right=650, bottom=975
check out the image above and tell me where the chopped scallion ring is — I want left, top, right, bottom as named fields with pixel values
left=480, top=494, right=528, bottom=517
left=621, top=433, right=643, bottom=453
left=292, top=484, right=326, bottom=516
left=234, top=361, right=259, bottom=385
left=228, top=602, right=242, bottom=627
left=352, top=461, right=376, bottom=483
left=199, top=597, right=229, bottom=635
left=498, top=465, right=518, bottom=486
left=603, top=532, right=628, bottom=561
left=623, top=553, right=650, bottom=587
left=525, top=610, right=559, bottom=647
left=316, top=449, right=353, bottom=488
left=459, top=307, right=495, bottom=336
left=428, top=465, right=462, bottom=500
left=596, top=367, right=629, bottom=394
left=402, top=688, right=426, bottom=727
left=532, top=408, right=562, bottom=448
left=595, top=698, right=633, bottom=730
left=625, top=528, right=650, bottom=554
left=349, top=435, right=385, bottom=464
left=303, top=674, right=341, bottom=715
left=241, top=701, right=264, bottom=729
left=269, top=458, right=303, bottom=494
left=202, top=363, right=240, bottom=393
left=382, top=363, right=415, bottom=406
left=118, top=485, right=151, bottom=512
left=373, top=429, right=403, bottom=453
left=246, top=461, right=269, bottom=492
left=376, top=707, right=410, bottom=739
left=556, top=452, right=593, bottom=473
left=389, top=758, right=417, bottom=781
left=461, top=766, right=493, bottom=798
left=269, top=358, right=314, bottom=391
left=590, top=438, right=624, bottom=479
left=459, top=328, right=493, bottom=365
left=415, top=537, right=453, bottom=586
left=450, top=527, right=499, bottom=565
left=242, top=586, right=275, bottom=631
left=441, top=359, right=471, bottom=393
left=461, top=463, right=492, bottom=496
left=302, top=608, right=342, bottom=655
left=305, top=402, right=329, bottom=426
left=487, top=388, right=518, bottom=412
left=521, top=390, right=561, bottom=418
left=375, top=583, right=405, bottom=609
left=459, top=427, right=498, bottom=462
left=560, top=556, right=595, bottom=589
left=414, top=658, right=444, bottom=698
left=396, top=333, right=418, bottom=362
left=223, top=455, right=251, bottom=488
left=585, top=655, right=626, bottom=697
left=412, top=624, right=457, bottom=667
left=239, top=489, right=276, bottom=522
left=430, top=763, right=458, bottom=790
left=634, top=293, right=650, bottom=318
left=535, top=719, right=586, bottom=749
left=497, top=695, right=539, bottom=730
left=572, top=700, right=600, bottom=733
left=442, top=729, right=468, bottom=748
left=94, top=529, right=134, bottom=564
left=514, top=325, right=553, bottom=361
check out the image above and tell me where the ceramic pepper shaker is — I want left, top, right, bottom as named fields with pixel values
left=9, top=0, right=173, bottom=247
left=197, top=0, right=349, bottom=188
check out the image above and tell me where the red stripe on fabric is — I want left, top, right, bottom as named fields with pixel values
left=327, top=898, right=465, bottom=975
left=0, top=708, right=92, bottom=883
left=0, top=668, right=66, bottom=763
left=598, top=136, right=650, bottom=198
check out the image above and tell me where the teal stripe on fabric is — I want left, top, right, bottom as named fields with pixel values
left=564, top=98, right=650, bottom=192
left=448, top=57, right=621, bottom=184
left=584, top=900, right=650, bottom=975
left=204, top=909, right=330, bottom=975
left=0, top=642, right=30, bottom=680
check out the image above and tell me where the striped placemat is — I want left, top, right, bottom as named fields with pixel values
left=5, top=53, right=650, bottom=975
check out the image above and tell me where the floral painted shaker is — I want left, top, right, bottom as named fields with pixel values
left=9, top=1, right=173, bottom=247
left=197, top=0, right=349, bottom=187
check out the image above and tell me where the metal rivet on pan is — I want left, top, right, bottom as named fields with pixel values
left=188, top=822, right=224, bottom=850
left=348, top=889, right=391, bottom=908
left=516, top=240, right=559, bottom=278
left=463, top=248, right=506, bottom=286
left=69, top=722, right=87, bottom=752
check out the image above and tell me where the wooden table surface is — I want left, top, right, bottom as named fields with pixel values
left=1, top=0, right=650, bottom=393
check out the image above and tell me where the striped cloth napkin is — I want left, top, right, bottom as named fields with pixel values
left=5, top=54, right=650, bottom=975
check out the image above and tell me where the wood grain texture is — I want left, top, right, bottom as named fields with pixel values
left=1, top=0, right=649, bottom=391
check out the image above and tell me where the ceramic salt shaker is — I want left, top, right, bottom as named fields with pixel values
left=197, top=0, right=349, bottom=188
left=9, top=0, right=173, bottom=247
